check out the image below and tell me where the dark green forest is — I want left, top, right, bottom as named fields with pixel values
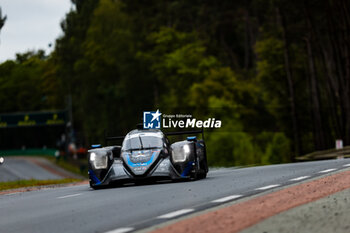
left=0, top=0, right=349, bottom=166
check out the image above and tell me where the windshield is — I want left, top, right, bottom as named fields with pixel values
left=122, top=133, right=163, bottom=151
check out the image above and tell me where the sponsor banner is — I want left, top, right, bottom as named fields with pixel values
left=0, top=111, right=67, bottom=128
left=143, top=109, right=221, bottom=129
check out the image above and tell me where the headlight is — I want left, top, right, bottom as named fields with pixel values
left=172, top=143, right=191, bottom=163
left=183, top=144, right=190, bottom=155
left=90, top=152, right=96, bottom=161
left=90, top=152, right=108, bottom=169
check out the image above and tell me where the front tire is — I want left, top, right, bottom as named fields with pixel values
left=197, top=156, right=208, bottom=179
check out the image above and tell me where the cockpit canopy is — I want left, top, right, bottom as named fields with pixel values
left=122, top=131, right=164, bottom=151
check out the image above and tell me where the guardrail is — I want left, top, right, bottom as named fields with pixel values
left=296, top=146, right=350, bottom=161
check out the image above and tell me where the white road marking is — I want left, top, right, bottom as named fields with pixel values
left=318, top=168, right=337, bottom=173
left=343, top=164, right=350, bottom=167
left=104, top=228, right=134, bottom=233
left=289, top=176, right=310, bottom=181
left=255, top=184, right=280, bottom=190
left=57, top=193, right=82, bottom=199
left=211, top=195, right=243, bottom=203
left=157, top=209, right=194, bottom=219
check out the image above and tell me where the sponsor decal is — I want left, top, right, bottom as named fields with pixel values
left=143, top=110, right=222, bottom=129
left=46, top=114, right=65, bottom=125
left=17, top=115, right=36, bottom=126
left=0, top=111, right=67, bottom=128
left=126, top=151, right=157, bottom=167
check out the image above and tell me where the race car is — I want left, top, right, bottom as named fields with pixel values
left=88, top=127, right=208, bottom=189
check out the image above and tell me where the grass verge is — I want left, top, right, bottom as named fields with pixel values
left=0, top=178, right=82, bottom=191
left=44, top=156, right=88, bottom=178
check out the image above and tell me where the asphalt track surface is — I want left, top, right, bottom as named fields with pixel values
left=1, top=159, right=350, bottom=233
left=0, top=157, right=63, bottom=182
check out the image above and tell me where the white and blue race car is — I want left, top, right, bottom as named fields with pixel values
left=88, top=127, right=208, bottom=189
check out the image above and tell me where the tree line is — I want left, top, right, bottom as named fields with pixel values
left=0, top=0, right=349, bottom=166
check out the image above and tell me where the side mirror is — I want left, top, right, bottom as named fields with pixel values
left=0, top=157, right=4, bottom=165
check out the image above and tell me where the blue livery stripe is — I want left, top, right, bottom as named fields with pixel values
left=181, top=161, right=193, bottom=177
left=126, top=152, right=156, bottom=167
left=89, top=169, right=102, bottom=185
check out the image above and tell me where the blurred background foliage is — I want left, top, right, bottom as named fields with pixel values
left=0, top=0, right=349, bottom=166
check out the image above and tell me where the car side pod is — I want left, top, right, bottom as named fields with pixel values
left=0, top=156, right=4, bottom=165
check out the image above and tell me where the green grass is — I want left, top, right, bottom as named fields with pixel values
left=45, top=157, right=88, bottom=178
left=0, top=178, right=82, bottom=191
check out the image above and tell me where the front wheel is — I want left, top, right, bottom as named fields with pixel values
left=197, top=156, right=208, bottom=179
left=191, top=158, right=207, bottom=180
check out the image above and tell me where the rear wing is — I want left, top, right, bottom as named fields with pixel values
left=104, top=135, right=124, bottom=146
left=104, top=128, right=205, bottom=146
left=165, top=129, right=204, bottom=141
